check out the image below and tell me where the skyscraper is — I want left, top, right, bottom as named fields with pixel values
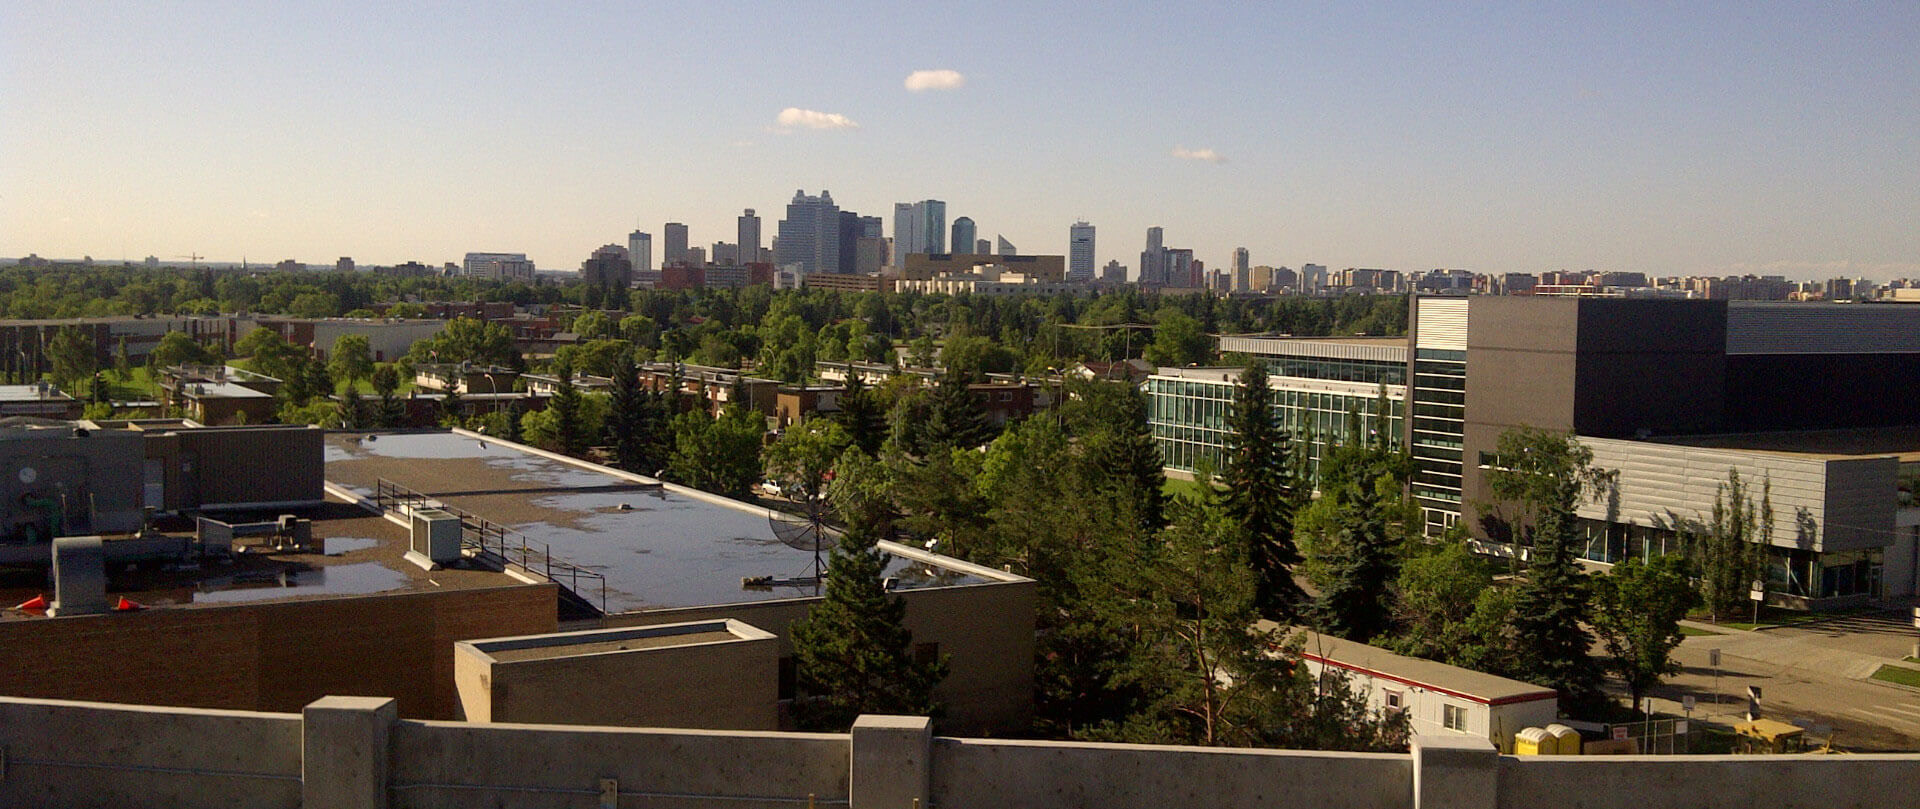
left=891, top=200, right=947, bottom=266
left=996, top=235, right=1016, bottom=256
left=628, top=230, right=652, bottom=272
left=663, top=223, right=689, bottom=266
left=1232, top=247, right=1250, bottom=292
left=1139, top=227, right=1167, bottom=285
left=951, top=217, right=976, bottom=257
left=1068, top=221, right=1096, bottom=282
left=737, top=210, right=761, bottom=264
left=775, top=189, right=841, bottom=277
left=975, top=238, right=991, bottom=255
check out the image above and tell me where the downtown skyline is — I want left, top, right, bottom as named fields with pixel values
left=5, top=3, right=1919, bottom=281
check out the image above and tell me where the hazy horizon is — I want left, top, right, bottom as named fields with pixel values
left=5, top=3, right=1917, bottom=281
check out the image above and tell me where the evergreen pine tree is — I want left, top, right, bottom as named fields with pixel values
left=1088, top=384, right=1167, bottom=532
left=835, top=373, right=887, bottom=456
left=1219, top=362, right=1306, bottom=615
left=1487, top=427, right=1608, bottom=710
left=788, top=523, right=947, bottom=731
left=918, top=376, right=994, bottom=451
left=550, top=356, right=586, bottom=456
left=1309, top=477, right=1398, bottom=643
left=604, top=353, right=648, bottom=470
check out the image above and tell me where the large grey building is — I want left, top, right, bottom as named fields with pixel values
left=663, top=223, right=689, bottom=266
left=775, top=190, right=841, bottom=277
left=627, top=230, right=652, bottom=273
left=952, top=217, right=977, bottom=260
left=1405, top=296, right=1920, bottom=606
left=891, top=200, right=947, bottom=266
left=1068, top=221, right=1095, bottom=282
left=736, top=209, right=761, bottom=264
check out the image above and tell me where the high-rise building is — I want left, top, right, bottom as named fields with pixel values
left=1168, top=248, right=1195, bottom=288
left=996, top=235, right=1016, bottom=256
left=891, top=200, right=947, bottom=266
left=1100, top=260, right=1126, bottom=284
left=1068, top=221, right=1096, bottom=282
left=737, top=210, right=761, bottom=264
left=628, top=231, right=652, bottom=272
left=1139, top=227, right=1167, bottom=285
left=581, top=244, right=632, bottom=289
left=663, top=223, right=690, bottom=265
left=951, top=217, right=976, bottom=257
left=1233, top=247, right=1249, bottom=278
left=836, top=211, right=863, bottom=275
left=975, top=239, right=991, bottom=255
left=775, top=189, right=841, bottom=277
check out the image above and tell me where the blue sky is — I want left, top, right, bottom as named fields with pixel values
left=4, top=2, right=1917, bottom=281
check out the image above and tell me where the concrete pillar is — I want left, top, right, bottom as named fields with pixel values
left=850, top=714, right=931, bottom=809
left=303, top=696, right=398, bottom=809
left=1412, top=732, right=1499, bottom=809
left=50, top=536, right=108, bottom=616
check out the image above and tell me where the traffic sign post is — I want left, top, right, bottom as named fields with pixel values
left=1709, top=648, right=1722, bottom=704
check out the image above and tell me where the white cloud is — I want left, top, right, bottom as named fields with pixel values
left=904, top=69, right=966, bottom=92
left=1171, top=146, right=1226, bottom=164
left=775, top=107, right=859, bottom=131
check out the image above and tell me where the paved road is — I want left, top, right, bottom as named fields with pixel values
left=1634, top=618, right=1920, bottom=751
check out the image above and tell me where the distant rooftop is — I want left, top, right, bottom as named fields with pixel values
left=1650, top=426, right=1920, bottom=463
left=0, top=384, right=75, bottom=402
left=1285, top=628, right=1557, bottom=705
left=1216, top=334, right=1409, bottom=363
left=323, top=430, right=1012, bottom=613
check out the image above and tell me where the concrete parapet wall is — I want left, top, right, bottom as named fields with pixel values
left=930, top=737, right=1414, bottom=809
left=0, top=696, right=303, bottom=809
left=1496, top=754, right=1920, bottom=809
left=9, top=695, right=1920, bottom=809
left=387, top=719, right=850, bottom=809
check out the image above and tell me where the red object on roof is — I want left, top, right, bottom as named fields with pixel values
left=114, top=597, right=146, bottom=612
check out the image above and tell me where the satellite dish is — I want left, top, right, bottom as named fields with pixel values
left=766, top=498, right=832, bottom=594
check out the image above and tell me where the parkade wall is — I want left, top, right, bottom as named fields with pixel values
left=8, top=694, right=1920, bottom=809
left=0, top=584, right=555, bottom=719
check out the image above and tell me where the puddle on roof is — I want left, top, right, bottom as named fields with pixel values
left=323, top=536, right=380, bottom=556
left=191, top=563, right=410, bottom=603
left=335, top=432, right=513, bottom=460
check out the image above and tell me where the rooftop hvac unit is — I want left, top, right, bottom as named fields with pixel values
left=405, top=509, right=462, bottom=570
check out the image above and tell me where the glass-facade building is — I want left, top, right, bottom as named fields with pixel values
left=1146, top=336, right=1408, bottom=489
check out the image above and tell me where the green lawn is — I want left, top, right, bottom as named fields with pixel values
left=1162, top=476, right=1205, bottom=502
left=1871, top=665, right=1920, bottom=688
left=104, top=365, right=162, bottom=401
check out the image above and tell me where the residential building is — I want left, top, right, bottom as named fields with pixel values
left=1293, top=630, right=1558, bottom=752
left=1068, top=221, right=1096, bottom=283
left=463, top=252, right=535, bottom=282
left=774, top=190, right=841, bottom=277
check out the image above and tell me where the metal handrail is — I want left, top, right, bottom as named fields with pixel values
left=373, top=478, right=608, bottom=612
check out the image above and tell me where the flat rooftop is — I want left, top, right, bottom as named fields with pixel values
left=1651, top=426, right=1920, bottom=463
left=0, top=385, right=75, bottom=402
left=1215, top=334, right=1408, bottom=363
left=0, top=500, right=520, bottom=619
left=323, top=430, right=1002, bottom=613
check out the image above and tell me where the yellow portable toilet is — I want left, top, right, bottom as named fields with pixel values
left=1546, top=724, right=1581, bottom=755
left=1514, top=727, right=1552, bottom=755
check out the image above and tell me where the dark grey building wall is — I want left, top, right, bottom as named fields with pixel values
left=1724, top=353, right=1920, bottom=432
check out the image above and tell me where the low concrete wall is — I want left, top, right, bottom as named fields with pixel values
left=0, top=696, right=303, bottom=809
left=12, top=694, right=1920, bottom=809
left=388, top=719, right=849, bottom=809
left=932, top=737, right=1413, bottom=809
left=1497, top=754, right=1920, bottom=809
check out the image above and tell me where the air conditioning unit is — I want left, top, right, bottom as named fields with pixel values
left=405, top=509, right=462, bottom=570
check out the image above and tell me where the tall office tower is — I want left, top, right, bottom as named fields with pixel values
left=951, top=217, right=977, bottom=256
left=737, top=209, right=761, bottom=263
left=1168, top=249, right=1195, bottom=287
left=628, top=230, right=652, bottom=272
left=711, top=242, right=740, bottom=266
left=1301, top=263, right=1328, bottom=293
left=687, top=246, right=706, bottom=266
left=854, top=237, right=889, bottom=275
left=890, top=200, right=948, bottom=265
left=775, top=189, right=841, bottom=277
left=975, top=238, right=991, bottom=255
left=581, top=244, right=632, bottom=289
left=1233, top=247, right=1250, bottom=276
left=858, top=215, right=883, bottom=239
left=1232, top=247, right=1251, bottom=291
left=663, top=223, right=690, bottom=265
left=1139, top=227, right=1167, bottom=285
left=1101, top=260, right=1126, bottom=284
left=1068, top=221, right=1096, bottom=282
left=836, top=211, right=865, bottom=274
left=996, top=235, right=1016, bottom=256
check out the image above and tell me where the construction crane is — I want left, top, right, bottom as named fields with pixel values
left=174, top=253, right=203, bottom=268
